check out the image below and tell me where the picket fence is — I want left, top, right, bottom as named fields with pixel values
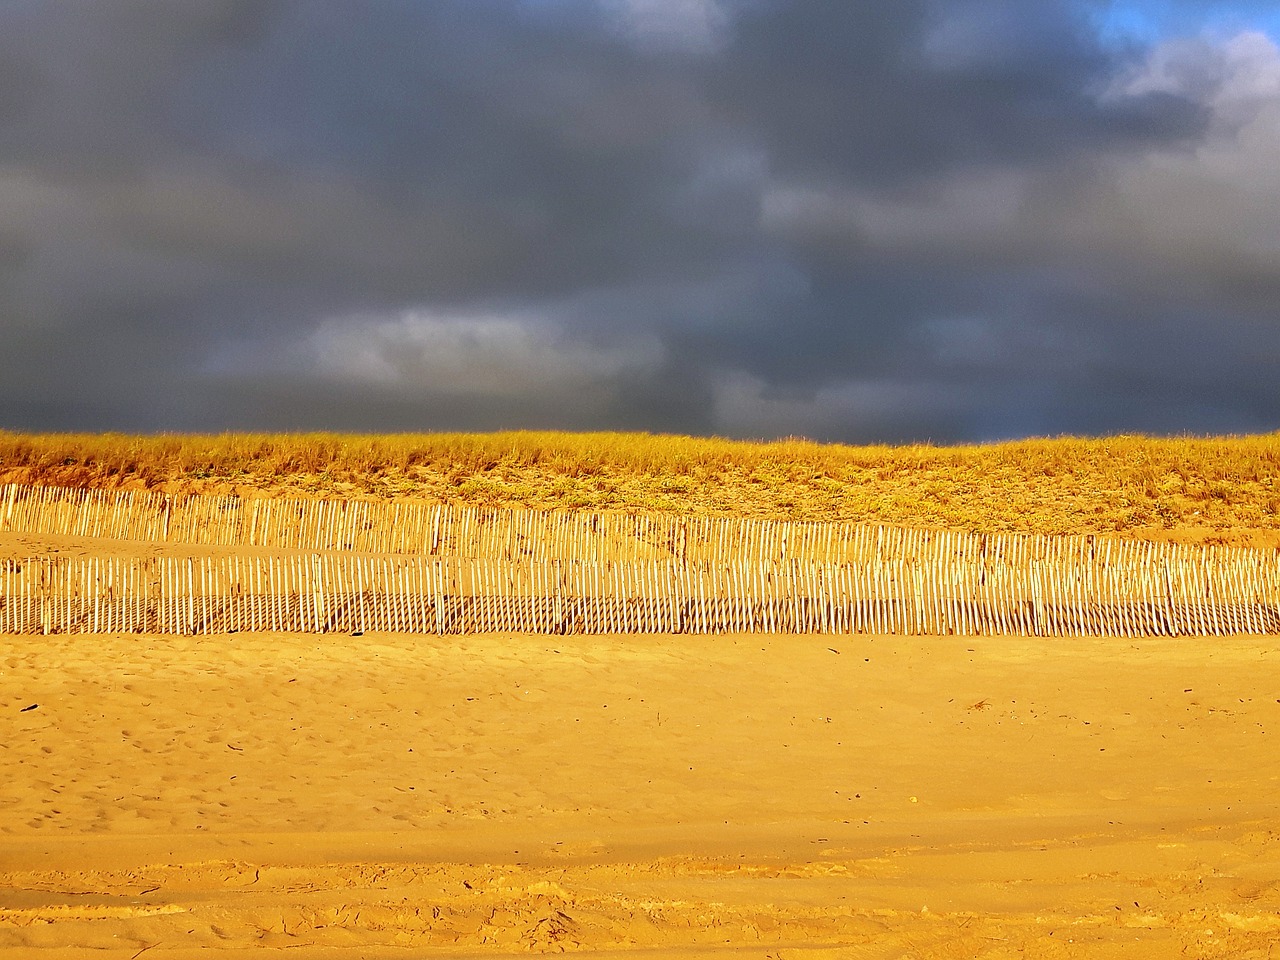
left=2, top=552, right=1279, bottom=637
left=1, top=484, right=1278, bottom=636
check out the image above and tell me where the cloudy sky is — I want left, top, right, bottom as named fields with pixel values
left=2, top=1, right=1279, bottom=442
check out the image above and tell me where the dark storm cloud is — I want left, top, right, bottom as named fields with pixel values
left=718, top=0, right=1203, bottom=185
left=0, top=0, right=1277, bottom=440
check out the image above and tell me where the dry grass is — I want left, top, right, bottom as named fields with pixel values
left=1, top=430, right=1278, bottom=540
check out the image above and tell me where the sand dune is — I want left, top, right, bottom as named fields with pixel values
left=3, top=626, right=1279, bottom=957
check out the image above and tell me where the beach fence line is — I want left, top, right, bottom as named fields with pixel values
left=3, top=480, right=1278, bottom=566
left=0, top=481, right=1173, bottom=566
left=1, top=482, right=724, bottom=561
left=2, top=546, right=1278, bottom=637
left=0, top=482, right=923, bottom=563
left=2, top=482, right=1278, bottom=636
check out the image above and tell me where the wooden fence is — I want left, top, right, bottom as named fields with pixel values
left=2, top=548, right=1277, bottom=637
left=2, top=483, right=1278, bottom=636
left=2, top=481, right=1277, bottom=567
left=1, top=482, right=719, bottom=560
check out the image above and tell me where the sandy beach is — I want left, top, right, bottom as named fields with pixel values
left=3, top=625, right=1279, bottom=958
left=6, top=0, right=1280, bottom=949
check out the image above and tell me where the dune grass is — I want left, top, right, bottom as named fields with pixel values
left=1, top=430, right=1278, bottom=538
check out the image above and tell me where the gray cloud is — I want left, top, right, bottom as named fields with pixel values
left=0, top=0, right=1277, bottom=440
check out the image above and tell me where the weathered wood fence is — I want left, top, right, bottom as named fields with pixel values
left=1, top=483, right=729, bottom=561
left=1, top=552, right=1278, bottom=637
left=1, top=484, right=1278, bottom=636
left=0, top=483, right=1129, bottom=564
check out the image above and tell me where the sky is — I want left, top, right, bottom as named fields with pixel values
left=2, top=1, right=1279, bottom=444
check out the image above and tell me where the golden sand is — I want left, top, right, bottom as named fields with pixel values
left=3, top=623, right=1279, bottom=957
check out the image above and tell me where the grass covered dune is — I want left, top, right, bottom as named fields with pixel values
left=1, top=430, right=1278, bottom=540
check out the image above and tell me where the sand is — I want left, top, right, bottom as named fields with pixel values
left=1, top=623, right=1278, bottom=958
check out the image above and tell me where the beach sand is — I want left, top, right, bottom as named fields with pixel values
left=2, top=624, right=1279, bottom=958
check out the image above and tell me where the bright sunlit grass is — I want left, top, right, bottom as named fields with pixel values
left=1, top=430, right=1278, bottom=537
